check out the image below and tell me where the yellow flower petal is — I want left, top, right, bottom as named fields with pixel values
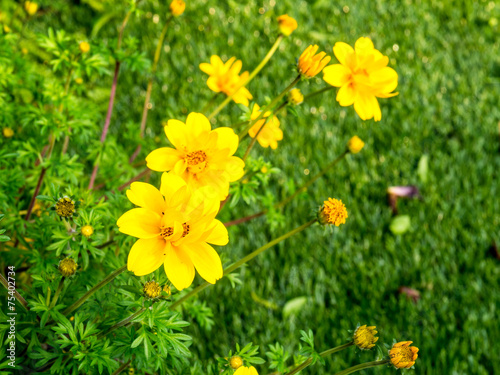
left=225, top=156, right=245, bottom=182
left=126, top=182, right=165, bottom=215
left=336, top=84, right=356, bottom=106
left=370, top=66, right=398, bottom=94
left=146, top=147, right=182, bottom=172
left=213, top=127, right=239, bottom=155
left=127, top=237, right=167, bottom=276
left=181, top=242, right=223, bottom=284
left=354, top=37, right=375, bottom=55
left=164, top=246, right=195, bottom=290
left=160, top=172, right=189, bottom=206
left=186, top=112, right=211, bottom=138
left=117, top=208, right=161, bottom=238
left=199, top=62, right=215, bottom=75
left=205, top=220, right=229, bottom=246
left=323, top=64, right=351, bottom=87
left=354, top=92, right=377, bottom=121
left=165, top=119, right=188, bottom=149
left=333, top=42, right=354, bottom=66
left=234, top=366, right=259, bottom=375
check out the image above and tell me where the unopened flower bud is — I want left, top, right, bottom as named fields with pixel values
left=318, top=198, right=348, bottom=226
left=347, top=136, right=365, bottom=154
left=3, top=127, right=14, bottom=138
left=81, top=225, right=94, bottom=238
left=353, top=325, right=378, bottom=350
left=59, top=258, right=78, bottom=277
left=55, top=197, right=76, bottom=218
left=277, top=14, right=297, bottom=36
left=230, top=356, right=243, bottom=369
left=143, top=281, right=162, bottom=299
left=288, top=88, right=304, bottom=105
left=79, top=41, right=90, bottom=53
left=169, top=0, right=186, bottom=17
left=24, top=1, right=38, bottom=16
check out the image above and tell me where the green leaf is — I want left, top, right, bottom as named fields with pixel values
left=283, top=297, right=308, bottom=319
left=417, top=154, right=429, bottom=183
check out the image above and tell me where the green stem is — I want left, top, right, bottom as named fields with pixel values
left=239, top=75, right=301, bottom=140
left=242, top=101, right=287, bottom=161
left=111, top=360, right=132, bottom=375
left=286, top=342, right=355, bottom=375
left=303, top=86, right=335, bottom=102
left=201, top=93, right=219, bottom=115
left=224, top=150, right=349, bottom=227
left=63, top=265, right=127, bottom=316
left=0, top=274, right=29, bottom=312
left=170, top=219, right=317, bottom=309
left=334, top=359, right=390, bottom=375
left=98, top=307, right=146, bottom=339
left=208, top=35, right=284, bottom=120
left=49, top=278, right=65, bottom=309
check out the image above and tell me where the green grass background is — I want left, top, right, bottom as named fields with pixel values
left=16, top=0, right=500, bottom=373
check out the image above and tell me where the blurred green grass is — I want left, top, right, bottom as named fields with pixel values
left=21, top=0, right=500, bottom=373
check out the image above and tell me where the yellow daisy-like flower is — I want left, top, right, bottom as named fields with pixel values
left=322, top=37, right=398, bottom=122
left=347, top=135, right=365, bottom=154
left=277, top=14, right=297, bottom=36
left=24, top=1, right=38, bottom=16
left=200, top=55, right=253, bottom=106
left=389, top=341, right=419, bottom=369
left=318, top=198, right=348, bottom=226
left=3, top=127, right=14, bottom=138
left=79, top=41, right=90, bottom=53
left=353, top=325, right=379, bottom=349
left=169, top=0, right=186, bottom=17
left=288, top=88, right=304, bottom=105
left=230, top=356, right=243, bottom=369
left=248, top=104, right=283, bottom=150
left=146, top=112, right=245, bottom=201
left=298, top=45, right=331, bottom=78
left=117, top=173, right=228, bottom=290
left=234, top=366, right=259, bottom=375
left=81, top=225, right=94, bottom=238
left=3, top=25, right=11, bottom=33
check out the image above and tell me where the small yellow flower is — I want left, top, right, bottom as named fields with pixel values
left=277, top=14, right=297, bottom=36
left=322, top=37, right=398, bottom=122
left=288, top=88, right=304, bottom=105
left=24, top=1, right=38, bottom=16
left=75, top=77, right=83, bottom=85
left=298, top=45, right=331, bottom=78
left=260, top=166, right=268, bottom=174
left=3, top=24, right=11, bottom=33
left=128, top=368, right=135, bottom=375
left=230, top=356, right=243, bottom=369
left=117, top=173, right=229, bottom=290
left=143, top=281, right=162, bottom=299
left=353, top=325, right=378, bottom=349
left=21, top=47, right=29, bottom=55
left=389, top=341, right=419, bottom=369
left=3, top=127, right=14, bottom=138
left=55, top=197, right=76, bottom=218
left=199, top=56, right=253, bottom=106
left=347, top=136, right=365, bottom=153
left=79, top=41, right=90, bottom=53
left=146, top=112, right=245, bottom=201
left=169, top=0, right=186, bottom=17
left=248, top=104, right=283, bottom=150
left=58, top=258, right=78, bottom=277
left=234, top=366, right=259, bottom=375
left=318, top=198, right=348, bottom=226
left=163, top=284, right=171, bottom=297
left=81, top=225, right=94, bottom=238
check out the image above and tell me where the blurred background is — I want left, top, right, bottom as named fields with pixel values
left=1, top=0, right=499, bottom=373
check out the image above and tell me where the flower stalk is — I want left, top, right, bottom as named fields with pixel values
left=0, top=273, right=29, bottom=312
left=208, top=35, right=284, bottom=120
left=170, top=219, right=317, bottom=309
left=98, top=307, right=146, bottom=339
left=333, top=359, right=390, bottom=375
left=63, top=265, right=127, bottom=316
left=49, top=278, right=65, bottom=308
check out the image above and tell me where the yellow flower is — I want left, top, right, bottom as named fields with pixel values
left=169, top=0, right=186, bottom=17
left=230, top=356, right=243, bottom=369
left=3, top=25, right=11, bottom=33
left=117, top=173, right=229, bottom=290
left=59, top=258, right=78, bottom=277
left=146, top=112, right=245, bottom=201
left=248, top=104, right=283, bottom=150
left=3, top=127, right=14, bottom=138
left=322, top=37, right=398, bottom=122
left=288, top=88, right=304, bottom=105
left=143, top=281, right=162, bottom=299
left=298, top=45, right=331, bottom=78
left=353, top=325, right=378, bottom=349
left=347, top=135, right=365, bottom=153
left=234, top=366, right=258, bottom=375
left=75, top=77, right=84, bottom=85
left=21, top=47, right=29, bottom=55
left=79, top=41, right=90, bottom=53
left=277, top=14, right=297, bottom=36
left=318, top=198, right=348, bottom=226
left=199, top=56, right=253, bottom=106
left=24, top=1, right=38, bottom=16
left=55, top=197, right=76, bottom=218
left=389, top=341, right=419, bottom=369
left=163, top=284, right=171, bottom=297
left=81, top=225, right=94, bottom=238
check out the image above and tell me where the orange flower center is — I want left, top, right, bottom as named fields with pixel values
left=185, top=150, right=207, bottom=174
left=160, top=223, right=190, bottom=239
left=182, top=223, right=190, bottom=237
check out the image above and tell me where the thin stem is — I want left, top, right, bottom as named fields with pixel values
left=63, top=265, right=127, bottom=316
left=225, top=150, right=349, bottom=227
left=170, top=219, right=317, bottom=309
left=130, top=15, right=173, bottom=164
left=201, top=93, right=219, bottom=115
left=117, top=169, right=150, bottom=191
left=49, top=278, right=65, bottom=308
left=303, top=85, right=335, bottom=101
left=208, top=35, right=284, bottom=120
left=239, top=75, right=301, bottom=140
left=333, top=359, right=390, bottom=375
left=0, top=274, right=29, bottom=312
left=285, top=342, right=355, bottom=375
left=98, top=307, right=146, bottom=339
left=112, top=360, right=132, bottom=375
left=24, top=167, right=46, bottom=221
left=242, top=101, right=287, bottom=161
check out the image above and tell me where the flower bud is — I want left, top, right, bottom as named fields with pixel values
left=75, top=77, right=83, bottom=85
left=389, top=341, right=419, bottom=369
left=169, top=0, right=186, bottom=17
left=353, top=325, right=378, bottom=350
left=230, top=356, right=243, bottom=369
left=163, top=284, right=172, bottom=297
left=277, top=14, right=297, bottom=36
left=81, top=225, right=94, bottom=238
left=143, top=281, right=162, bottom=299
left=3, top=127, right=14, bottom=138
left=318, top=198, right=348, bottom=226
left=79, top=41, right=90, bottom=53
left=298, top=45, right=331, bottom=78
left=55, top=197, right=76, bottom=218
left=24, top=1, right=38, bottom=16
left=347, top=136, right=365, bottom=154
left=59, top=258, right=78, bottom=277
left=288, top=88, right=304, bottom=105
